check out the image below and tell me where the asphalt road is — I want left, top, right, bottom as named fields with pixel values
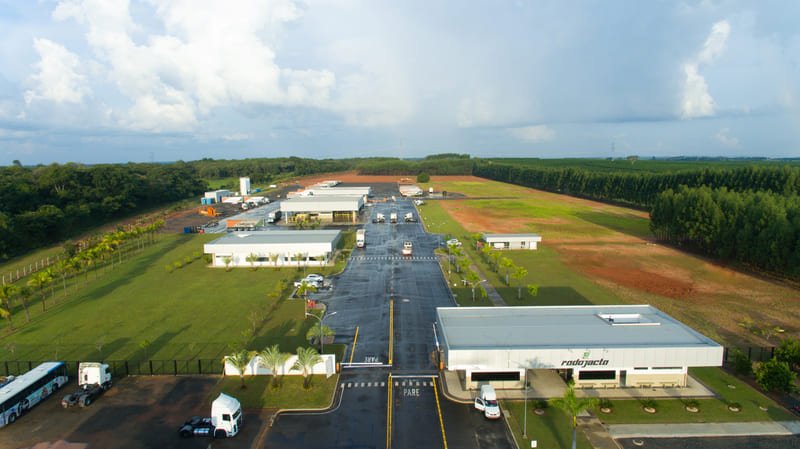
left=265, top=197, right=515, bottom=449
left=618, top=436, right=800, bottom=449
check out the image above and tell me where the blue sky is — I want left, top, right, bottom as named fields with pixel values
left=1, top=0, right=799, bottom=164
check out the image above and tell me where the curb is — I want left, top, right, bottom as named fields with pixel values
left=437, top=372, right=473, bottom=405
left=270, top=374, right=343, bottom=424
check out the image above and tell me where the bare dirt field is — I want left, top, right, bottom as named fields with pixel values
left=294, top=171, right=483, bottom=187
left=2, top=376, right=269, bottom=449
left=433, top=180, right=800, bottom=346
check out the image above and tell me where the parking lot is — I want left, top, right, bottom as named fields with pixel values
left=0, top=376, right=268, bottom=449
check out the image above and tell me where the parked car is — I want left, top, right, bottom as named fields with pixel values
left=446, top=238, right=462, bottom=247
left=294, top=274, right=324, bottom=288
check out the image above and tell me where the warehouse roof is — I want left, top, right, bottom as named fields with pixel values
left=281, top=195, right=364, bottom=212
left=207, top=230, right=340, bottom=246
left=436, top=305, right=720, bottom=350
left=483, top=233, right=542, bottom=240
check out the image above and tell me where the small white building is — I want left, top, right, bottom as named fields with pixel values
left=399, top=185, right=423, bottom=197
left=204, top=190, right=233, bottom=203
left=280, top=196, right=364, bottom=223
left=240, top=177, right=251, bottom=196
left=483, top=233, right=542, bottom=250
left=204, top=230, right=341, bottom=268
left=436, top=305, right=724, bottom=390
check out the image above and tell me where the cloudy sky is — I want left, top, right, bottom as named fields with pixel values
left=1, top=0, right=799, bottom=164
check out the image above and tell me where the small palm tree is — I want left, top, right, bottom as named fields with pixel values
left=0, top=284, right=18, bottom=330
left=527, top=284, right=540, bottom=298
left=465, top=270, right=485, bottom=301
left=292, top=346, right=323, bottom=389
left=296, top=280, right=317, bottom=309
left=258, top=344, right=290, bottom=388
left=246, top=253, right=259, bottom=271
left=306, top=325, right=335, bottom=350
left=512, top=266, right=528, bottom=299
left=28, top=270, right=53, bottom=312
left=489, top=250, right=502, bottom=272
left=550, top=382, right=598, bottom=449
left=499, top=257, right=514, bottom=285
left=16, top=286, right=32, bottom=322
left=269, top=253, right=280, bottom=271
left=226, top=350, right=254, bottom=389
left=446, top=242, right=459, bottom=274
left=222, top=256, right=233, bottom=271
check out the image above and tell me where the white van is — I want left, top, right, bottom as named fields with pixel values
left=474, top=385, right=501, bottom=419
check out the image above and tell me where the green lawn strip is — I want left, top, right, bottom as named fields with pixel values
left=211, top=374, right=339, bottom=409
left=691, top=367, right=797, bottom=420
left=1, top=233, right=326, bottom=363
left=451, top=287, right=493, bottom=307
left=0, top=246, right=65, bottom=281
left=503, top=400, right=593, bottom=449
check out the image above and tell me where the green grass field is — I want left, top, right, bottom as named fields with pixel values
left=503, top=400, right=592, bottom=449
left=212, top=374, right=339, bottom=410
left=0, top=233, right=341, bottom=362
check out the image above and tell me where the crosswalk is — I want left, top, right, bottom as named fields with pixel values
left=342, top=381, right=388, bottom=388
left=340, top=380, right=436, bottom=388
left=350, top=256, right=438, bottom=262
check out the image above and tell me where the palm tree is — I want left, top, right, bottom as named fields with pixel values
left=258, top=344, right=290, bottom=388
left=0, top=284, right=18, bottom=330
left=28, top=270, right=53, bottom=313
left=292, top=346, right=323, bottom=389
left=512, top=266, right=528, bottom=299
left=499, top=257, right=514, bottom=286
left=296, top=280, right=318, bottom=313
left=480, top=244, right=493, bottom=263
left=306, top=325, right=334, bottom=351
left=294, top=253, right=305, bottom=271
left=246, top=253, right=259, bottom=271
left=222, top=256, right=233, bottom=271
left=549, top=382, right=598, bottom=449
left=16, top=285, right=32, bottom=322
left=527, top=284, right=540, bottom=298
left=465, top=270, right=485, bottom=302
left=446, top=242, right=459, bottom=274
left=489, top=250, right=502, bottom=273
left=470, top=233, right=483, bottom=249
left=226, top=350, right=254, bottom=389
left=269, top=253, right=280, bottom=271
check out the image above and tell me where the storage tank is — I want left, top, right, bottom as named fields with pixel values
left=240, top=177, right=251, bottom=196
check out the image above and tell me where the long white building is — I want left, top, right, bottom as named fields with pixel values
left=436, top=305, right=723, bottom=390
left=280, top=196, right=364, bottom=223
left=204, top=230, right=341, bottom=268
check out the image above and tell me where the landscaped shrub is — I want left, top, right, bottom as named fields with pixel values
left=754, top=358, right=797, bottom=393
left=730, top=348, right=753, bottom=376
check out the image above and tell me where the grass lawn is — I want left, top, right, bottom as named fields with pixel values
left=504, top=400, right=592, bottom=449
left=211, top=374, right=339, bottom=410
left=599, top=367, right=797, bottom=424
left=0, top=233, right=342, bottom=362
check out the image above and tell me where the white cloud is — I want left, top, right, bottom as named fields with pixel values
left=24, top=38, right=89, bottom=105
left=222, top=133, right=252, bottom=141
left=51, top=0, right=335, bottom=131
left=508, top=125, right=555, bottom=143
left=681, top=20, right=730, bottom=119
left=715, top=127, right=739, bottom=147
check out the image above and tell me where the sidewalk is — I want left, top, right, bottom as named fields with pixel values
left=608, top=421, right=800, bottom=439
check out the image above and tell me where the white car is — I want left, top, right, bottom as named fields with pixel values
left=294, top=274, right=324, bottom=288
left=414, top=199, right=425, bottom=206
left=446, top=238, right=462, bottom=247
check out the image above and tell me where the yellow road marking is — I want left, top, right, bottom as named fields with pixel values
left=349, top=326, right=359, bottom=365
left=388, top=298, right=394, bottom=366
left=432, top=376, right=448, bottom=449
left=386, top=373, right=393, bottom=449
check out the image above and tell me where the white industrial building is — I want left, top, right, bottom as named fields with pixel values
left=435, top=305, right=723, bottom=390
left=204, top=230, right=341, bottom=268
left=240, top=177, right=251, bottom=196
left=204, top=189, right=233, bottom=203
left=483, top=233, right=542, bottom=250
left=287, top=186, right=371, bottom=200
left=280, top=196, right=364, bottom=223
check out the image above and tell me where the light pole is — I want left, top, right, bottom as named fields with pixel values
left=305, top=310, right=337, bottom=353
left=523, top=368, right=528, bottom=438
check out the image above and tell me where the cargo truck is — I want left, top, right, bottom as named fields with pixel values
left=390, top=212, right=398, bottom=224
left=373, top=213, right=385, bottom=223
left=61, top=362, right=112, bottom=408
left=356, top=229, right=366, bottom=248
left=179, top=393, right=242, bottom=439
left=402, top=241, right=413, bottom=256
left=267, top=210, right=282, bottom=223
left=404, top=212, right=416, bottom=223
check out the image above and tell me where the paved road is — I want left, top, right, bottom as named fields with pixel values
left=264, top=198, right=515, bottom=449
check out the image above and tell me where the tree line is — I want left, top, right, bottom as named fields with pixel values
left=355, top=155, right=474, bottom=175
left=474, top=162, right=800, bottom=208
left=650, top=186, right=800, bottom=277
left=190, top=157, right=356, bottom=183
left=0, top=162, right=205, bottom=259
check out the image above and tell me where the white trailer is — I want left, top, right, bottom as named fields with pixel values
left=390, top=212, right=398, bottom=224
left=402, top=241, right=413, bottom=256
left=356, top=229, right=366, bottom=248
left=179, top=393, right=242, bottom=439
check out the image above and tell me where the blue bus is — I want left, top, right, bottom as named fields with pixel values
left=0, top=362, right=68, bottom=426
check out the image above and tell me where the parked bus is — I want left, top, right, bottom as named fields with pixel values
left=0, top=362, right=68, bottom=426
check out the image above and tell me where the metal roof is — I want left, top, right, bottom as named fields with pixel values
left=436, top=305, right=720, bottom=350
left=207, top=230, right=341, bottom=246
left=284, top=196, right=362, bottom=203
left=483, top=233, right=542, bottom=240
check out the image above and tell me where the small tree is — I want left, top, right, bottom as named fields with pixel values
left=775, top=337, right=800, bottom=370
left=0, top=284, right=18, bottom=330
left=292, top=346, right=323, bottom=389
left=306, top=325, right=335, bottom=350
left=28, top=270, right=53, bottom=313
left=550, top=382, right=599, bottom=449
left=499, top=257, right=514, bottom=286
left=246, top=253, right=259, bottom=271
left=465, top=270, right=486, bottom=302
left=511, top=266, right=528, bottom=299
left=754, top=358, right=797, bottom=393
left=416, top=172, right=430, bottom=183
left=489, top=251, right=502, bottom=273
left=730, top=348, right=753, bottom=376
left=258, top=344, right=290, bottom=388
left=270, top=253, right=280, bottom=271
left=527, top=284, right=540, bottom=298
left=222, top=256, right=233, bottom=271
left=226, top=350, right=254, bottom=389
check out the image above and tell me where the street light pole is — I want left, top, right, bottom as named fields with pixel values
left=305, top=310, right=337, bottom=353
left=523, top=368, right=528, bottom=438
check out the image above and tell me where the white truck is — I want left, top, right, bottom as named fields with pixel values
left=373, top=213, right=385, bottom=224
left=474, top=385, right=501, bottom=419
left=390, top=212, right=398, bottom=224
left=61, top=362, right=112, bottom=408
left=241, top=196, right=269, bottom=210
left=267, top=210, right=282, bottom=223
left=404, top=212, right=416, bottom=223
left=402, top=241, right=413, bottom=256
left=179, top=393, right=243, bottom=439
left=356, top=229, right=366, bottom=248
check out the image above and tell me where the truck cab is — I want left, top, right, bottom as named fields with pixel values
left=179, top=393, right=243, bottom=439
left=356, top=229, right=366, bottom=248
left=390, top=212, right=398, bottom=224
left=402, top=241, right=413, bottom=256
left=474, top=385, right=501, bottom=419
